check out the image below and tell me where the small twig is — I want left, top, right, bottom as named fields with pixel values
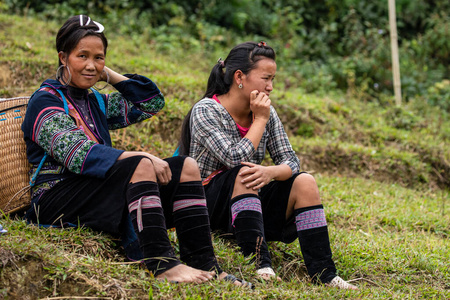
left=347, top=277, right=393, bottom=295
left=110, top=261, right=142, bottom=265
left=39, top=297, right=112, bottom=300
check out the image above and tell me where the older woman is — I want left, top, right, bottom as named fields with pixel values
left=22, top=15, right=250, bottom=287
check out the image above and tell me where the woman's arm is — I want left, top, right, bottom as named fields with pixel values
left=192, top=100, right=256, bottom=168
left=266, top=107, right=301, bottom=174
left=239, top=162, right=292, bottom=190
left=237, top=106, right=300, bottom=191
left=23, top=91, right=123, bottom=178
left=243, top=90, right=271, bottom=149
left=101, top=66, right=129, bottom=85
left=103, top=70, right=165, bottom=130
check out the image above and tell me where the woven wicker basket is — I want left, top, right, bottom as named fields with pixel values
left=0, top=97, right=31, bottom=214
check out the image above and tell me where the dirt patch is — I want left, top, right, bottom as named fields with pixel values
left=298, top=145, right=441, bottom=189
left=1, top=259, right=48, bottom=299
left=0, top=255, right=140, bottom=299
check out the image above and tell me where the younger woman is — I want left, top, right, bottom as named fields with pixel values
left=178, top=42, right=357, bottom=289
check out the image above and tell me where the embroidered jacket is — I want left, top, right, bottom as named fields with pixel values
left=189, top=98, right=300, bottom=180
left=22, top=74, right=164, bottom=200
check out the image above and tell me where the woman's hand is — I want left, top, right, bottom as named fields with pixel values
left=117, top=151, right=172, bottom=185
left=239, top=162, right=274, bottom=190
left=147, top=154, right=172, bottom=185
left=250, top=90, right=271, bottom=122
left=100, top=66, right=129, bottom=85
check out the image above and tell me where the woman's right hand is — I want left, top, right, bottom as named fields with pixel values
left=118, top=151, right=172, bottom=184
left=146, top=154, right=172, bottom=185
left=250, top=90, right=271, bottom=122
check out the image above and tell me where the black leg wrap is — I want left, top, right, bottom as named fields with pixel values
left=126, top=181, right=180, bottom=276
left=173, top=181, right=221, bottom=273
left=231, top=194, right=271, bottom=269
left=295, top=206, right=337, bottom=283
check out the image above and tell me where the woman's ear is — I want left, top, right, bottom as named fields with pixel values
left=58, top=51, right=67, bottom=65
left=234, top=70, right=244, bottom=86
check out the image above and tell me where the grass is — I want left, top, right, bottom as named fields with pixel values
left=1, top=13, right=449, bottom=299
left=2, top=176, right=449, bottom=299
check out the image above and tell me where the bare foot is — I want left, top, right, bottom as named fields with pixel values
left=156, top=264, right=214, bottom=283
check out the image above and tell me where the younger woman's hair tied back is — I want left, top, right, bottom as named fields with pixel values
left=217, top=57, right=225, bottom=68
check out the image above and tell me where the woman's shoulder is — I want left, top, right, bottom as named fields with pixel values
left=193, top=97, right=221, bottom=111
left=28, top=79, right=65, bottom=108
left=195, top=97, right=215, bottom=106
left=191, top=97, right=224, bottom=122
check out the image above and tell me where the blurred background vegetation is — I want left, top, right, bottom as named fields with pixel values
left=1, top=2, right=449, bottom=298
left=1, top=0, right=449, bottom=110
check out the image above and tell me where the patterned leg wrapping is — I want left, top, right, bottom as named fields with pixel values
left=126, top=181, right=180, bottom=276
left=295, top=204, right=337, bottom=283
left=231, top=194, right=271, bottom=269
left=173, top=181, right=221, bottom=273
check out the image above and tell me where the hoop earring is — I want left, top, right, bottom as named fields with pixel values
left=56, top=65, right=71, bottom=86
left=94, top=69, right=110, bottom=90
left=238, top=83, right=243, bottom=89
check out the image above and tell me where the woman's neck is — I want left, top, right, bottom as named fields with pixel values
left=67, top=85, right=88, bottom=101
left=218, top=90, right=252, bottom=127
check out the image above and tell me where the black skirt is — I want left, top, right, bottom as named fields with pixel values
left=204, top=165, right=302, bottom=244
left=26, top=155, right=187, bottom=237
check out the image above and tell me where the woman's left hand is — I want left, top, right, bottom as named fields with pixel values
left=239, top=162, right=274, bottom=190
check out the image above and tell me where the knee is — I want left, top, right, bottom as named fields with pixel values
left=233, top=166, right=257, bottom=196
left=131, top=157, right=156, bottom=182
left=234, top=166, right=250, bottom=187
left=295, top=173, right=318, bottom=188
left=292, top=173, right=321, bottom=202
left=180, top=156, right=201, bottom=181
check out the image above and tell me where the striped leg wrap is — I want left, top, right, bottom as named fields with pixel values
left=295, top=204, right=336, bottom=283
left=126, top=181, right=180, bottom=276
left=172, top=181, right=221, bottom=273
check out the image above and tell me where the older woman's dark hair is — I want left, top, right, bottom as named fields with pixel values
left=56, top=15, right=108, bottom=66
left=177, top=41, right=276, bottom=156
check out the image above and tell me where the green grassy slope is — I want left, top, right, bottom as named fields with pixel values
left=1, top=14, right=449, bottom=299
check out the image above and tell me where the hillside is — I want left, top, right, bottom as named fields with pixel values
left=1, top=13, right=449, bottom=299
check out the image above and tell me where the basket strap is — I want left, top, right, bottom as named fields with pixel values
left=28, top=86, right=69, bottom=188
left=90, top=88, right=106, bottom=114
left=29, top=152, right=48, bottom=187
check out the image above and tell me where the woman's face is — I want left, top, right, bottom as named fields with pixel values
left=60, top=35, right=105, bottom=89
left=242, top=58, right=277, bottom=97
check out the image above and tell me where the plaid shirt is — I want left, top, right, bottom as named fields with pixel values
left=190, top=98, right=301, bottom=180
